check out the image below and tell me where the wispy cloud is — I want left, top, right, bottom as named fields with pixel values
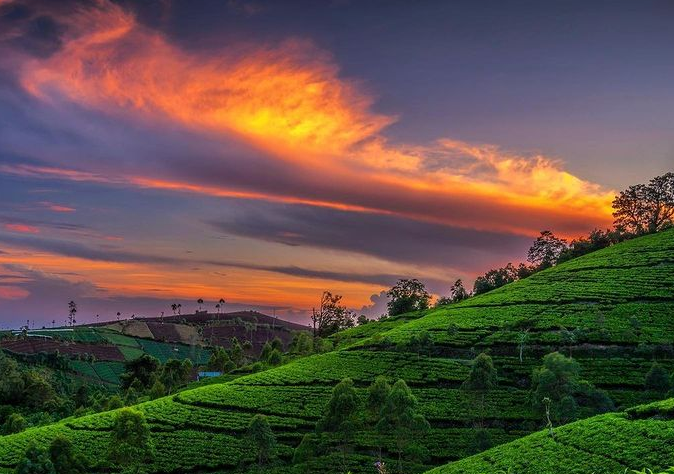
left=3, top=223, right=40, bottom=234
left=38, top=201, right=75, bottom=212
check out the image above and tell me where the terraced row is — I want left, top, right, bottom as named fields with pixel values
left=427, top=398, right=674, bottom=474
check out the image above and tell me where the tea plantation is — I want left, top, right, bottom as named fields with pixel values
left=425, top=398, right=674, bottom=474
left=1, top=229, right=673, bottom=473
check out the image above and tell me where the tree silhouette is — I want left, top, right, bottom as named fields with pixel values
left=108, top=409, right=154, bottom=474
left=527, top=230, right=568, bottom=269
left=376, top=379, right=430, bottom=473
left=319, top=378, right=360, bottom=470
left=67, top=301, right=77, bottom=327
left=386, top=279, right=431, bottom=316
left=461, top=353, right=498, bottom=429
left=197, top=299, right=204, bottom=312
left=311, top=291, right=356, bottom=338
left=612, top=173, right=674, bottom=235
left=247, top=414, right=277, bottom=467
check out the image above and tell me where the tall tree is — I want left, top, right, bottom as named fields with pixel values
left=311, top=291, right=356, bottom=338
left=108, top=409, right=154, bottom=474
left=517, top=329, right=530, bottom=363
left=367, top=376, right=392, bottom=421
left=318, top=378, right=361, bottom=469
left=247, top=414, right=277, bottom=467
left=160, top=359, right=192, bottom=394
left=461, top=353, right=498, bottom=428
left=531, top=352, right=613, bottom=424
left=527, top=230, right=568, bottom=269
left=437, top=279, right=470, bottom=306
left=367, top=376, right=392, bottom=460
left=386, top=279, right=431, bottom=316
left=207, top=347, right=231, bottom=372
left=289, top=332, right=314, bottom=355
left=449, top=279, right=469, bottom=302
left=67, top=301, right=77, bottom=327
left=612, top=172, right=674, bottom=234
left=230, top=337, right=245, bottom=367
left=197, top=298, right=204, bottom=312
left=376, top=379, right=430, bottom=473
left=472, top=264, right=522, bottom=295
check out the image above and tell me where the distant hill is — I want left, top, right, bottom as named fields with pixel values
left=0, top=229, right=673, bottom=473
left=425, top=397, right=674, bottom=474
left=0, top=311, right=309, bottom=386
left=97, top=310, right=309, bottom=352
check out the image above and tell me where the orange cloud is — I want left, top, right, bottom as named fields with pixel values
left=4, top=223, right=40, bottom=234
left=39, top=202, right=76, bottom=212
left=0, top=246, right=377, bottom=311
left=17, top=0, right=614, bottom=239
left=0, top=286, right=29, bottom=300
left=22, top=1, right=391, bottom=163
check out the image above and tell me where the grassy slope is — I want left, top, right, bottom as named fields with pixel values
left=425, top=398, right=674, bottom=474
left=1, top=229, right=673, bottom=473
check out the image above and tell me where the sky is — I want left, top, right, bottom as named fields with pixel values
left=0, top=0, right=672, bottom=328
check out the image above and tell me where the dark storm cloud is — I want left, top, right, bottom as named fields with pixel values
left=210, top=202, right=532, bottom=271
left=208, top=262, right=410, bottom=287
left=0, top=1, right=63, bottom=57
left=0, top=233, right=182, bottom=265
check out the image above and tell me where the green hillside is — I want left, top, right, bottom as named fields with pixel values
left=425, top=397, right=674, bottom=474
left=1, top=327, right=211, bottom=387
left=1, top=229, right=674, bottom=474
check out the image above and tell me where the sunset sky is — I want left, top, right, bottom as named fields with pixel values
left=0, top=0, right=672, bottom=328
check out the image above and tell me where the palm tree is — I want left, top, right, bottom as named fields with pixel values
left=177, top=303, right=182, bottom=315
left=116, top=312, right=121, bottom=321
left=197, top=298, right=204, bottom=312
left=171, top=303, right=177, bottom=315
left=218, top=298, right=225, bottom=322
